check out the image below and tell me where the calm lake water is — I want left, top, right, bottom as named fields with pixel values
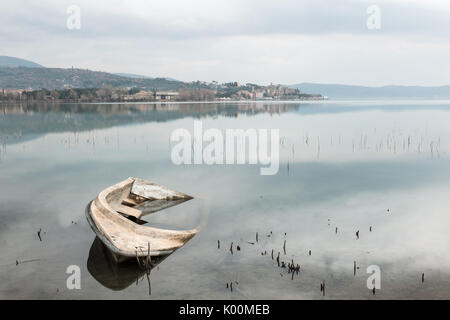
left=1, top=100, right=450, bottom=299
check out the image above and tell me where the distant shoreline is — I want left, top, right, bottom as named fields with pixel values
left=0, top=87, right=326, bottom=103
left=6, top=88, right=450, bottom=103
left=6, top=97, right=450, bottom=103
left=0, top=98, right=327, bottom=105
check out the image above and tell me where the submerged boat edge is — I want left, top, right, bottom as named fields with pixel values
left=85, top=200, right=175, bottom=263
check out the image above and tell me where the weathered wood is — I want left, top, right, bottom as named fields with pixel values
left=122, top=197, right=140, bottom=206
left=133, top=198, right=189, bottom=217
left=86, top=177, right=197, bottom=263
left=117, top=204, right=143, bottom=219
left=131, top=178, right=192, bottom=200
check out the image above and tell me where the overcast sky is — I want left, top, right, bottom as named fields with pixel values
left=1, top=0, right=449, bottom=86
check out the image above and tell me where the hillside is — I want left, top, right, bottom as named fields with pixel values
left=0, top=56, right=43, bottom=68
left=0, top=56, right=321, bottom=101
left=114, top=73, right=153, bottom=79
left=0, top=67, right=184, bottom=90
left=290, top=83, right=450, bottom=99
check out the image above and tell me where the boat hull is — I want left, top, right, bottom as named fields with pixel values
left=85, top=201, right=174, bottom=263
left=85, top=178, right=198, bottom=263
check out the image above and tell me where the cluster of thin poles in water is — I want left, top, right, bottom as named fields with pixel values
left=0, top=127, right=444, bottom=166
left=280, top=129, right=443, bottom=175
left=219, top=231, right=326, bottom=295
left=217, top=205, right=431, bottom=297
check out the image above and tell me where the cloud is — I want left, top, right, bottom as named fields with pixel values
left=0, top=0, right=449, bottom=85
left=3, top=0, right=450, bottom=39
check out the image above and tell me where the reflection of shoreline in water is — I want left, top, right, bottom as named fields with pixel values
left=2, top=101, right=450, bottom=145
left=0, top=102, right=302, bottom=114
left=0, top=102, right=302, bottom=145
left=87, top=237, right=170, bottom=291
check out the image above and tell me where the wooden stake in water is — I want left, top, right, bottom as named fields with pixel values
left=320, top=281, right=325, bottom=296
left=147, top=242, right=151, bottom=267
left=323, top=280, right=325, bottom=296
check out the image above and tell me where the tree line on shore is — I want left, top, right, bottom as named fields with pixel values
left=0, top=87, right=218, bottom=102
left=0, top=85, right=322, bottom=102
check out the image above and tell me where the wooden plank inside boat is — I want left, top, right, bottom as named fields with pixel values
left=121, top=197, right=140, bottom=206
left=131, top=178, right=192, bottom=200
left=116, top=204, right=143, bottom=219
left=133, top=198, right=189, bottom=217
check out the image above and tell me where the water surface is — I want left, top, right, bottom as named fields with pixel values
left=1, top=101, right=450, bottom=299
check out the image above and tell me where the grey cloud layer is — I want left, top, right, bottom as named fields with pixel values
left=2, top=0, right=450, bottom=39
left=0, top=0, right=449, bottom=85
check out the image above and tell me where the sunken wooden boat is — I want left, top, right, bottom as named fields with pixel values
left=86, top=177, right=197, bottom=263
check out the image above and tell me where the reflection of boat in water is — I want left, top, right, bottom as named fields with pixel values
left=87, top=237, right=170, bottom=291
left=86, top=177, right=198, bottom=263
